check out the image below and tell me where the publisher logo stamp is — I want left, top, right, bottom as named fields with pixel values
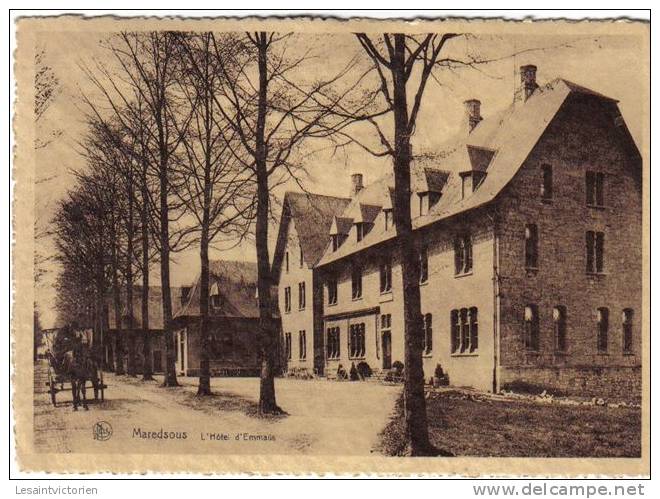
left=93, top=421, right=113, bottom=441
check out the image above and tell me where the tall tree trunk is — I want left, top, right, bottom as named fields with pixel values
left=197, top=63, right=213, bottom=396
left=255, top=33, right=280, bottom=414
left=391, top=34, right=432, bottom=456
left=197, top=225, right=211, bottom=395
left=110, top=231, right=125, bottom=375
left=140, top=143, right=153, bottom=381
left=160, top=156, right=178, bottom=387
left=126, top=181, right=137, bottom=376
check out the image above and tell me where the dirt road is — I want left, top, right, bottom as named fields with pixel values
left=33, top=361, right=400, bottom=455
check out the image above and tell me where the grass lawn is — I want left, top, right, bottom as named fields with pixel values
left=377, top=391, right=641, bottom=457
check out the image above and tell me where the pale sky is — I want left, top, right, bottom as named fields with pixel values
left=33, top=26, right=648, bottom=328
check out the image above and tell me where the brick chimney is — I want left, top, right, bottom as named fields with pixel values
left=520, top=64, right=538, bottom=101
left=464, top=99, right=482, bottom=134
left=350, top=173, right=364, bottom=197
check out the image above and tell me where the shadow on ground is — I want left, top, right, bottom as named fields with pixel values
left=178, top=390, right=287, bottom=422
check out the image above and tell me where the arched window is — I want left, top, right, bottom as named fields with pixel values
left=524, top=304, right=539, bottom=351
left=597, top=307, right=609, bottom=353
left=553, top=306, right=567, bottom=352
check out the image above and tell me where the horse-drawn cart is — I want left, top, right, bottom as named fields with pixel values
left=46, top=356, right=105, bottom=408
left=44, top=328, right=106, bottom=410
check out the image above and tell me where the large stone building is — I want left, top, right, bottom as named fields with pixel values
left=272, top=66, right=642, bottom=398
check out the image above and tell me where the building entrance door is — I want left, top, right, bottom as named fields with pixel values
left=382, top=331, right=392, bottom=370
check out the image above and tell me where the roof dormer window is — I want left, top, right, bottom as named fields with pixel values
left=460, top=171, right=487, bottom=200
left=329, top=216, right=350, bottom=252
left=356, top=222, right=372, bottom=242
left=356, top=222, right=365, bottom=242
left=384, top=208, right=393, bottom=231
left=331, top=234, right=340, bottom=252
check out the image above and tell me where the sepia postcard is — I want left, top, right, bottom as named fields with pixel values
left=12, top=13, right=650, bottom=476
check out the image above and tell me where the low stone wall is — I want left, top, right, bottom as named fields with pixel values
left=500, top=365, right=641, bottom=401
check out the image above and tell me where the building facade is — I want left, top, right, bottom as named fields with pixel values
left=273, top=65, right=643, bottom=398
left=272, top=192, right=350, bottom=375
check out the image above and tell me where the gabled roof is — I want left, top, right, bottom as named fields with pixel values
left=107, top=286, right=182, bottom=331
left=272, top=191, right=350, bottom=279
left=174, top=260, right=274, bottom=319
left=317, top=78, right=639, bottom=267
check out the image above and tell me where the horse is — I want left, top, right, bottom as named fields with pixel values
left=58, top=348, right=100, bottom=411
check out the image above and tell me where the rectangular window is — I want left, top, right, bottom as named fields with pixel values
left=454, top=234, right=473, bottom=275
left=285, top=332, right=292, bottom=360
left=349, top=323, right=366, bottom=358
left=327, top=327, right=340, bottom=359
left=419, top=244, right=429, bottom=284
left=380, top=258, right=392, bottom=293
left=586, top=230, right=605, bottom=273
left=469, top=307, right=478, bottom=352
left=597, top=307, right=609, bottom=353
left=298, top=282, right=306, bottom=310
left=623, top=309, right=633, bottom=353
left=298, top=330, right=306, bottom=360
left=586, top=171, right=605, bottom=207
left=327, top=278, right=338, bottom=305
left=284, top=286, right=291, bottom=313
left=285, top=252, right=289, bottom=273
left=525, top=224, right=539, bottom=269
left=553, top=305, right=567, bottom=352
left=299, top=244, right=304, bottom=267
left=423, top=313, right=433, bottom=355
left=524, top=304, right=540, bottom=351
left=541, top=164, right=553, bottom=201
left=351, top=266, right=362, bottom=300
left=451, top=310, right=460, bottom=353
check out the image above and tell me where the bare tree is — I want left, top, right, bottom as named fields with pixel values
left=206, top=31, right=360, bottom=413
left=52, top=177, right=110, bottom=365
left=34, top=47, right=62, bottom=149
left=334, top=33, right=462, bottom=456
left=34, top=47, right=63, bottom=288
left=82, top=31, right=195, bottom=387
left=173, top=32, right=254, bottom=395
